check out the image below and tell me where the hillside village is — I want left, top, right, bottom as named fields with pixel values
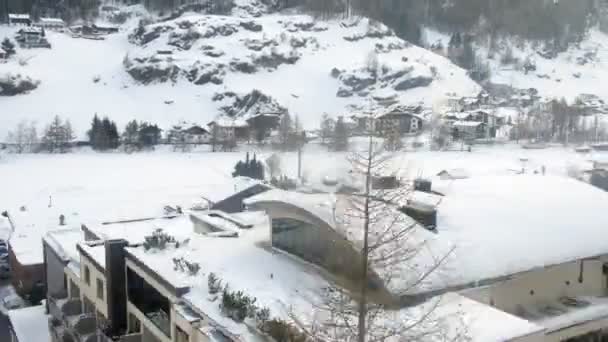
left=4, top=1, right=608, bottom=342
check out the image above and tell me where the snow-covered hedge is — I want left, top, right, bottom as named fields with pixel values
left=0, top=73, right=40, bottom=96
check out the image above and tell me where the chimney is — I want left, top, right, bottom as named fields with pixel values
left=105, top=239, right=128, bottom=337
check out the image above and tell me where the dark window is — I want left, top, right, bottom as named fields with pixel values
left=84, top=266, right=91, bottom=285
left=96, top=278, right=104, bottom=300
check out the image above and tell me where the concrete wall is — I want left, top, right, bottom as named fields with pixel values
left=44, top=243, right=66, bottom=297
left=80, top=253, right=108, bottom=317
left=464, top=258, right=607, bottom=315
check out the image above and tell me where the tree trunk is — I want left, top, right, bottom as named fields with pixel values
left=357, top=133, right=373, bottom=342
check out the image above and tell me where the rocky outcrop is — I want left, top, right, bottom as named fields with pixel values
left=394, top=76, right=433, bottom=91
left=186, top=62, right=225, bottom=85
left=240, top=21, right=263, bottom=32
left=214, top=89, right=286, bottom=118
left=126, top=60, right=181, bottom=84
left=0, top=73, right=40, bottom=96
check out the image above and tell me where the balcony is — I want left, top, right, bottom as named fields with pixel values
left=146, top=309, right=171, bottom=338
left=49, top=294, right=83, bottom=321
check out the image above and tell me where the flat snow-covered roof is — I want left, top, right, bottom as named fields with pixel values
left=8, top=305, right=50, bottom=342
left=44, top=228, right=83, bottom=263
left=126, top=212, right=330, bottom=340
left=247, top=176, right=608, bottom=295
left=425, top=175, right=608, bottom=293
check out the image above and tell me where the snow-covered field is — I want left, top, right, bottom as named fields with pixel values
left=0, top=144, right=596, bottom=236
left=0, top=4, right=480, bottom=140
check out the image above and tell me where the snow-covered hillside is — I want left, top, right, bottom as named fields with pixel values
left=425, top=27, right=608, bottom=103
left=0, top=3, right=480, bottom=139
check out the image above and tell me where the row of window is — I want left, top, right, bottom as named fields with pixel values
left=84, top=265, right=104, bottom=300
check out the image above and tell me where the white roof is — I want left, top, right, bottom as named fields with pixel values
left=452, top=120, right=482, bottom=127
left=39, top=17, right=65, bottom=25
left=245, top=189, right=440, bottom=295
left=9, top=233, right=45, bottom=266
left=210, top=117, right=248, bottom=128
left=422, top=175, right=608, bottom=293
left=18, top=27, right=43, bottom=34
left=8, top=305, right=50, bottom=342
left=44, top=228, right=83, bottom=263
left=248, top=176, right=608, bottom=295
left=433, top=293, right=543, bottom=341
left=200, top=176, right=264, bottom=204
left=126, top=213, right=330, bottom=341
left=8, top=14, right=30, bottom=19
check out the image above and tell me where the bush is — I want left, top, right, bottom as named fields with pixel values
left=208, top=272, right=223, bottom=294
left=221, top=285, right=258, bottom=322
left=143, top=229, right=176, bottom=251
left=172, top=257, right=200, bottom=275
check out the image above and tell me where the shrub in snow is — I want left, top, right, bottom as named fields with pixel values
left=208, top=272, right=223, bottom=294
left=220, top=285, right=258, bottom=322
left=259, top=318, right=307, bottom=342
left=143, top=229, right=176, bottom=251
left=172, top=257, right=201, bottom=276
left=1, top=38, right=16, bottom=58
left=0, top=73, right=40, bottom=96
left=232, top=152, right=265, bottom=180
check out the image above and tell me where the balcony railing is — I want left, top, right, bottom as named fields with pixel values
left=146, top=309, right=171, bottom=338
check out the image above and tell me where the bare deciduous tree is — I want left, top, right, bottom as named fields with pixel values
left=295, top=131, right=459, bottom=342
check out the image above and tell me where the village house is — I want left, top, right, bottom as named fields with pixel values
left=15, top=27, right=51, bottom=48
left=35, top=17, right=66, bottom=31
left=374, top=105, right=424, bottom=135
left=8, top=13, right=31, bottom=26
left=207, top=117, right=249, bottom=141
left=183, top=125, right=210, bottom=145
left=245, top=113, right=280, bottom=141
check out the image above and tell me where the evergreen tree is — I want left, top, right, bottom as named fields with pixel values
left=123, top=120, right=140, bottom=151
left=1, top=38, right=16, bottom=58
left=138, top=122, right=162, bottom=147
left=320, top=113, right=334, bottom=145
left=332, top=117, right=349, bottom=151
left=42, top=116, right=72, bottom=153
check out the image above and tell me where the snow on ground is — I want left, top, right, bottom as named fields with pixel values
left=0, top=8, right=480, bottom=139
left=0, top=143, right=600, bottom=264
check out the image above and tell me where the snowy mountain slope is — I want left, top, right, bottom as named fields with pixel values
left=0, top=5, right=480, bottom=139
left=425, top=27, right=608, bottom=103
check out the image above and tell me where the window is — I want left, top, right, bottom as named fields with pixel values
left=96, top=278, right=104, bottom=300
left=176, top=326, right=189, bottom=342
left=84, top=266, right=91, bottom=285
